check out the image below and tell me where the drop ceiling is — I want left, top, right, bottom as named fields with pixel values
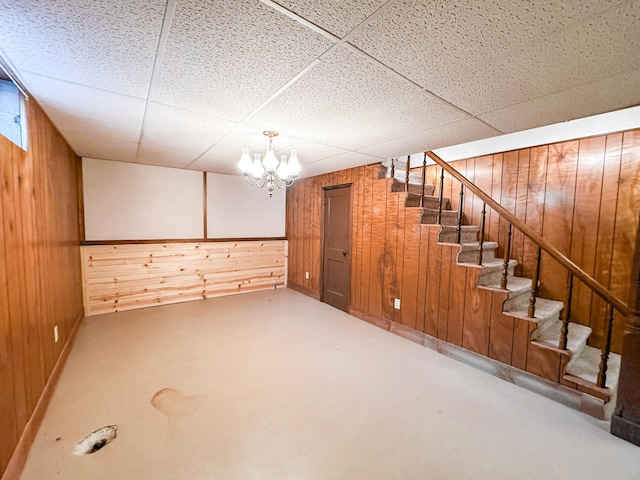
left=0, top=0, right=638, bottom=177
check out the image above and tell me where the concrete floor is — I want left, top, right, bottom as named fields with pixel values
left=20, top=288, right=640, bottom=479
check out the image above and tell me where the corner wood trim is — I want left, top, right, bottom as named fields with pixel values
left=2, top=311, right=84, bottom=480
left=81, top=237, right=287, bottom=246
left=287, top=282, right=320, bottom=301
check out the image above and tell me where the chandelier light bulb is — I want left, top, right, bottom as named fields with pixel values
left=251, top=153, right=265, bottom=178
left=238, top=146, right=252, bottom=175
left=262, top=143, right=278, bottom=174
left=276, top=154, right=289, bottom=179
left=288, top=148, right=301, bottom=178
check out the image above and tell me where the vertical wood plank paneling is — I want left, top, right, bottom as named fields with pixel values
left=447, top=262, right=466, bottom=346
left=359, top=166, right=374, bottom=312
left=539, top=141, right=579, bottom=302
left=0, top=98, right=83, bottom=476
left=425, top=227, right=440, bottom=337
left=591, top=134, right=623, bottom=348
left=415, top=225, right=429, bottom=333
left=512, top=149, right=530, bottom=276
left=285, top=128, right=640, bottom=378
left=382, top=191, right=399, bottom=320
left=611, top=130, right=640, bottom=350
left=571, top=136, right=606, bottom=342
left=522, top=146, right=548, bottom=282
left=369, top=174, right=387, bottom=317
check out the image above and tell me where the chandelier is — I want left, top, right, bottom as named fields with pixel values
left=238, top=130, right=301, bottom=196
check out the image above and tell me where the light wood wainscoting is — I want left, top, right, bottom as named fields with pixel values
left=81, top=240, right=287, bottom=316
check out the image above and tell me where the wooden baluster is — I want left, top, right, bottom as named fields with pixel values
left=597, top=304, right=615, bottom=388
left=405, top=155, right=410, bottom=192
left=559, top=272, right=574, bottom=350
left=437, top=167, right=445, bottom=224
left=527, top=247, right=542, bottom=318
left=456, top=184, right=465, bottom=243
left=500, top=223, right=512, bottom=289
left=420, top=153, right=427, bottom=208
left=390, top=158, right=395, bottom=180
left=477, top=202, right=486, bottom=265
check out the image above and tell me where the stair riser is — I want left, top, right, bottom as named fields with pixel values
left=422, top=211, right=460, bottom=226
left=504, top=286, right=534, bottom=311
left=392, top=180, right=428, bottom=194
left=404, top=193, right=443, bottom=208
left=438, top=228, right=478, bottom=243
left=477, top=265, right=516, bottom=286
left=457, top=249, right=497, bottom=264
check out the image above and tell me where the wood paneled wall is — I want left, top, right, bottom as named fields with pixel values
left=286, top=129, right=640, bottom=356
left=81, top=240, right=287, bottom=315
left=0, top=99, right=83, bottom=477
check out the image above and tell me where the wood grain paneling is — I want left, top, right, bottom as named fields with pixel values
left=0, top=98, right=83, bottom=477
left=286, top=128, right=640, bottom=367
left=81, top=240, right=286, bottom=315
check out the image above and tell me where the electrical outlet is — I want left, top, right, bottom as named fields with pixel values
left=54, top=325, right=59, bottom=343
left=394, top=298, right=401, bottom=310
left=305, top=271, right=309, bottom=279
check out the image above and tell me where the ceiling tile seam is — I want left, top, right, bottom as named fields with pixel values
left=258, top=0, right=341, bottom=43
left=184, top=59, right=323, bottom=169
left=14, top=69, right=150, bottom=101
left=135, top=0, right=179, bottom=163
left=143, top=99, right=239, bottom=124
left=302, top=150, right=385, bottom=167
left=341, top=43, right=504, bottom=135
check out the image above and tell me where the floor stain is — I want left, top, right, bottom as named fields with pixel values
left=151, top=388, right=205, bottom=434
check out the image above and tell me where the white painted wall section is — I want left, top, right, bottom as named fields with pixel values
left=83, top=158, right=204, bottom=240
left=206, top=173, right=285, bottom=238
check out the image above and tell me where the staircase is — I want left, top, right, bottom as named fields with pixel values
left=379, top=158, right=622, bottom=412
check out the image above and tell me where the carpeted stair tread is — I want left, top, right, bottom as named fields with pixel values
left=565, top=345, right=621, bottom=390
left=532, top=319, right=592, bottom=354
left=501, top=297, right=563, bottom=324
left=478, top=275, right=531, bottom=293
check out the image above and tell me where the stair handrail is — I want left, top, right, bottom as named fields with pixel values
left=426, top=151, right=631, bottom=317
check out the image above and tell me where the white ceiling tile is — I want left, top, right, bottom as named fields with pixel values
left=271, top=0, right=387, bottom=37
left=23, top=73, right=146, bottom=142
left=141, top=103, right=237, bottom=153
left=0, top=0, right=165, bottom=98
left=152, top=0, right=334, bottom=121
left=360, top=118, right=501, bottom=159
left=62, top=132, right=139, bottom=162
left=301, top=151, right=383, bottom=177
left=348, top=0, right=629, bottom=98
left=275, top=140, right=348, bottom=165
left=479, top=68, right=640, bottom=134
left=136, top=144, right=198, bottom=169
left=249, top=47, right=468, bottom=150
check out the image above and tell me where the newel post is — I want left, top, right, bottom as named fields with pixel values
left=611, top=212, right=640, bottom=446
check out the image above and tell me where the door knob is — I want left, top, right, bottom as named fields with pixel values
left=342, top=250, right=348, bottom=256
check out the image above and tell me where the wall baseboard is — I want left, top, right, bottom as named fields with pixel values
left=2, top=311, right=84, bottom=480
left=287, top=282, right=320, bottom=301
left=349, top=308, right=613, bottom=422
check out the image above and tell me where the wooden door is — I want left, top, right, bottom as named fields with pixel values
left=323, top=186, right=351, bottom=312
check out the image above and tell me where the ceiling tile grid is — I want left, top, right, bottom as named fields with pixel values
left=152, top=0, right=334, bottom=121
left=359, top=117, right=502, bottom=159
left=478, top=67, right=640, bottom=133
left=140, top=102, right=236, bottom=153
left=248, top=47, right=469, bottom=150
left=271, top=0, right=387, bottom=37
left=23, top=73, right=147, bottom=143
left=0, top=0, right=166, bottom=98
left=62, top=132, right=139, bottom=162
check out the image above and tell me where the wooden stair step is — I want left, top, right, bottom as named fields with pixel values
left=404, top=192, right=443, bottom=208
left=532, top=319, right=592, bottom=356
left=502, top=297, right=563, bottom=326
left=565, top=345, right=621, bottom=392
left=437, top=225, right=478, bottom=243
left=456, top=241, right=499, bottom=263
left=421, top=209, right=460, bottom=226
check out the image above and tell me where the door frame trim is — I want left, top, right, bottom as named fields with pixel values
left=320, top=183, right=353, bottom=309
